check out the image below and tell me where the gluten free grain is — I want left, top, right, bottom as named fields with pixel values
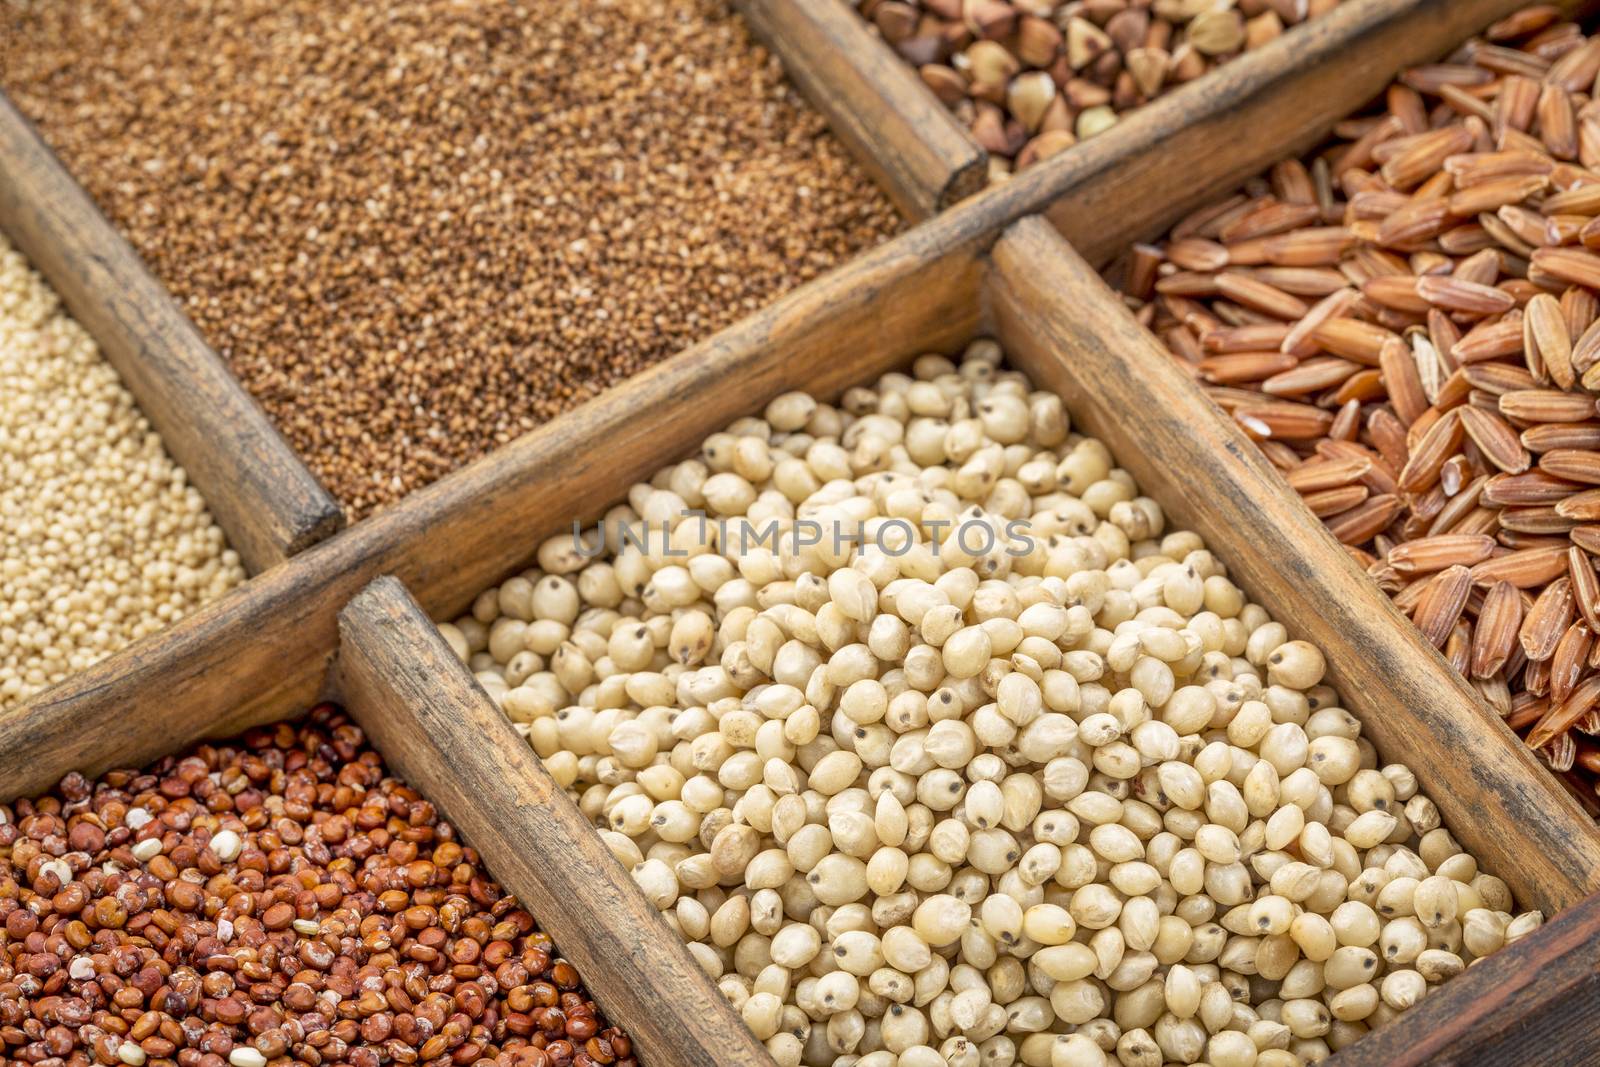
left=0, top=705, right=633, bottom=1067
left=854, top=0, right=1343, bottom=177
left=442, top=340, right=1536, bottom=1067
left=1113, top=3, right=1600, bottom=807
left=0, top=0, right=901, bottom=519
left=0, top=235, right=245, bottom=709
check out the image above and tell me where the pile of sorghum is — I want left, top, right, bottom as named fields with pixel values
left=0, top=0, right=900, bottom=519
left=1111, top=4, right=1600, bottom=805
left=0, top=705, right=632, bottom=1067
left=441, top=340, right=1539, bottom=1067
left=0, top=234, right=244, bottom=710
left=852, top=0, right=1341, bottom=177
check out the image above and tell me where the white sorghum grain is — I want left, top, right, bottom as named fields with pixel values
left=0, top=236, right=243, bottom=707
left=449, top=340, right=1540, bottom=1067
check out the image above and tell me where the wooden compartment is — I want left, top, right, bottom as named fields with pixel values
left=0, top=97, right=342, bottom=573
left=996, top=1, right=1600, bottom=809
left=734, top=0, right=988, bottom=216
left=4, top=188, right=1600, bottom=1064
left=0, top=0, right=908, bottom=534
left=1009, top=0, right=1600, bottom=265
left=741, top=0, right=1600, bottom=243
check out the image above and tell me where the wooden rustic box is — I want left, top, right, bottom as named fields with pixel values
left=738, top=0, right=1600, bottom=249
left=5, top=2, right=1600, bottom=1064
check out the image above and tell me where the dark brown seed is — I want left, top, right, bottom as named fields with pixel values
left=1199, top=351, right=1301, bottom=384
left=1303, top=484, right=1370, bottom=517
left=1234, top=402, right=1335, bottom=441
left=1532, top=247, right=1600, bottom=290
left=1286, top=456, right=1371, bottom=493
left=1261, top=357, right=1364, bottom=395
left=1528, top=674, right=1600, bottom=750
left=1216, top=273, right=1310, bottom=319
left=1484, top=470, right=1585, bottom=507
left=1572, top=526, right=1600, bottom=554
left=1312, top=318, right=1397, bottom=364
left=1388, top=534, right=1497, bottom=574
left=1572, top=545, right=1600, bottom=634
left=1550, top=621, right=1596, bottom=704
left=1364, top=275, right=1433, bottom=313
left=1463, top=362, right=1538, bottom=397
left=1379, top=337, right=1430, bottom=425
left=1469, top=545, right=1570, bottom=588
left=1527, top=292, right=1576, bottom=390
left=1500, top=390, right=1600, bottom=423
left=1523, top=423, right=1600, bottom=453
left=1557, top=488, right=1600, bottom=520
left=1499, top=507, right=1579, bottom=534
left=1454, top=317, right=1527, bottom=366
left=1415, top=274, right=1517, bottom=315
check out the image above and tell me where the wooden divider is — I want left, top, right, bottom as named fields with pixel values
left=7, top=2, right=1600, bottom=1055
left=0, top=94, right=343, bottom=572
left=0, top=197, right=991, bottom=802
left=990, top=215, right=1600, bottom=914
left=906, top=0, right=1600, bottom=264
left=336, top=577, right=773, bottom=1067
left=1331, top=890, right=1600, bottom=1065
left=4, top=196, right=1600, bottom=1057
left=5, top=195, right=1597, bottom=910
left=735, top=0, right=1600, bottom=265
left=735, top=0, right=986, bottom=218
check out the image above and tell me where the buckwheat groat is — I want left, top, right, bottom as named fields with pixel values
left=0, top=0, right=900, bottom=518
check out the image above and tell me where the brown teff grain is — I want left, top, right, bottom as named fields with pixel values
left=0, top=704, right=632, bottom=1067
left=1115, top=3, right=1600, bottom=810
left=0, top=0, right=900, bottom=519
left=856, top=0, right=1344, bottom=177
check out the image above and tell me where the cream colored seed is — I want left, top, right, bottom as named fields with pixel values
left=0, top=236, right=243, bottom=708
left=457, top=342, right=1522, bottom=1064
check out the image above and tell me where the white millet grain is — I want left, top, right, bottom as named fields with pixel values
left=0, top=236, right=244, bottom=708
left=445, top=340, right=1539, bottom=1067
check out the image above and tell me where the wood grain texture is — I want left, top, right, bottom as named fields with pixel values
left=0, top=92, right=343, bottom=571
left=1328, top=891, right=1600, bottom=1065
left=335, top=577, right=773, bottom=1067
left=983, top=0, right=1600, bottom=266
left=734, top=0, right=986, bottom=217
left=0, top=198, right=990, bottom=801
left=988, top=215, right=1600, bottom=915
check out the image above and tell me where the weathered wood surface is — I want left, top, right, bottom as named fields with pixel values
left=0, top=91, right=343, bottom=571
left=0, top=196, right=991, bottom=801
left=1328, top=890, right=1600, bottom=1065
left=336, top=577, right=775, bottom=1067
left=0, top=190, right=1595, bottom=1064
left=988, top=215, right=1600, bottom=915
left=735, top=0, right=987, bottom=217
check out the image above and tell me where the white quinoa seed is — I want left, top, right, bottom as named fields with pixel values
left=0, top=236, right=243, bottom=708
